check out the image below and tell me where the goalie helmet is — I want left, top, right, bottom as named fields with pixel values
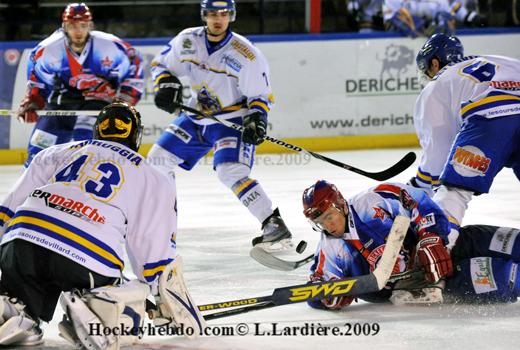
left=416, top=33, right=464, bottom=76
left=302, top=180, right=346, bottom=221
left=200, top=0, right=236, bottom=22
left=62, top=3, right=93, bottom=23
left=93, top=101, right=143, bottom=152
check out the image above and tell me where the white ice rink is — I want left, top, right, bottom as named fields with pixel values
left=1, top=148, right=519, bottom=350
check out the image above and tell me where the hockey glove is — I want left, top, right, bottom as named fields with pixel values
left=242, top=111, right=267, bottom=145
left=154, top=75, right=183, bottom=114
left=17, top=93, right=45, bottom=123
left=399, top=188, right=418, bottom=211
left=416, top=232, right=453, bottom=283
left=309, top=273, right=354, bottom=310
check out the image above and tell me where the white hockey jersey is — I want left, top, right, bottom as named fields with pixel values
left=151, top=26, right=273, bottom=125
left=383, top=0, right=469, bottom=22
left=0, top=140, right=177, bottom=291
left=413, top=55, right=520, bottom=191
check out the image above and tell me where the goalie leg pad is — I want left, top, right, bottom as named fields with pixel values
left=59, top=279, right=150, bottom=350
left=156, top=256, right=206, bottom=338
left=0, top=296, right=42, bottom=346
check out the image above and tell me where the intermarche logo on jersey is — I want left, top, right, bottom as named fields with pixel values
left=288, top=279, right=358, bottom=302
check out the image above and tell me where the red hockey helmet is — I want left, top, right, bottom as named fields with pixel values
left=62, top=3, right=93, bottom=23
left=302, top=180, right=346, bottom=221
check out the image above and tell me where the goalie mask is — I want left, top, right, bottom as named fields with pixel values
left=200, top=0, right=236, bottom=22
left=302, top=180, right=348, bottom=236
left=94, top=101, right=143, bottom=152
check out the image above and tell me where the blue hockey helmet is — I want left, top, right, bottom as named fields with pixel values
left=201, top=0, right=236, bottom=22
left=416, top=33, right=464, bottom=76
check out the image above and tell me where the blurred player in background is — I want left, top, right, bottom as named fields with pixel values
left=148, top=0, right=295, bottom=253
left=17, top=2, right=144, bottom=167
left=383, top=0, right=486, bottom=38
left=409, top=33, right=520, bottom=244
left=0, top=102, right=204, bottom=348
left=302, top=180, right=520, bottom=310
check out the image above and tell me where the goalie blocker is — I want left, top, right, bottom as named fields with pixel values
left=59, top=256, right=206, bottom=349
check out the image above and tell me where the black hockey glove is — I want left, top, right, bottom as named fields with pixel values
left=242, top=111, right=267, bottom=145
left=49, top=88, right=85, bottom=107
left=154, top=75, right=183, bottom=114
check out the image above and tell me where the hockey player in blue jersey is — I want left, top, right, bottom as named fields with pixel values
left=409, top=33, right=520, bottom=242
left=17, top=3, right=144, bottom=167
left=302, top=180, right=520, bottom=309
left=147, top=0, right=295, bottom=254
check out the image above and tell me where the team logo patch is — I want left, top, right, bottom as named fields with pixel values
left=372, top=207, right=388, bottom=221
left=221, top=54, right=243, bottom=72
left=450, top=145, right=491, bottom=177
left=215, top=137, right=238, bottom=152
left=166, top=125, right=192, bottom=143
left=30, top=129, right=58, bottom=149
left=470, top=257, right=497, bottom=294
left=489, top=227, right=519, bottom=255
left=101, top=56, right=113, bottom=67
left=366, top=244, right=402, bottom=273
left=183, top=39, right=192, bottom=49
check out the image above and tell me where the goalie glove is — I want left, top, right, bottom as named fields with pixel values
left=309, top=273, right=354, bottom=310
left=154, top=74, right=183, bottom=114
left=242, top=111, right=267, bottom=145
left=416, top=232, right=453, bottom=283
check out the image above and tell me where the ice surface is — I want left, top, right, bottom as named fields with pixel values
left=1, top=148, right=519, bottom=350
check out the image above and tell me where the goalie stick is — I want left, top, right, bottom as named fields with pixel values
left=177, top=104, right=416, bottom=181
left=199, top=216, right=410, bottom=320
left=0, top=110, right=99, bottom=117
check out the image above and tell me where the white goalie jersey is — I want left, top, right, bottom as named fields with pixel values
left=0, top=140, right=177, bottom=290
left=151, top=26, right=274, bottom=124
left=413, top=55, right=520, bottom=191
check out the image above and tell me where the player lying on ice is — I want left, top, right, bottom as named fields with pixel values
left=302, top=180, right=520, bottom=309
left=0, top=102, right=205, bottom=349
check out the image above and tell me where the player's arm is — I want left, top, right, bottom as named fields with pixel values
left=117, top=43, right=144, bottom=105
left=0, top=146, right=66, bottom=234
left=150, top=38, right=186, bottom=114
left=410, top=84, right=456, bottom=195
left=239, top=50, right=273, bottom=145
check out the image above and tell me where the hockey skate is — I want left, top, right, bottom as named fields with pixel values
left=251, top=208, right=294, bottom=253
left=0, top=296, right=43, bottom=346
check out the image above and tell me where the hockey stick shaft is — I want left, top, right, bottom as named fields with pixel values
left=202, top=216, right=409, bottom=320
left=0, top=109, right=100, bottom=117
left=179, top=104, right=416, bottom=181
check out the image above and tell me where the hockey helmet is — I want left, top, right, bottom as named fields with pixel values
left=302, top=180, right=346, bottom=221
left=62, top=3, right=93, bottom=23
left=94, top=101, right=143, bottom=152
left=416, top=33, right=464, bottom=76
left=201, top=0, right=236, bottom=22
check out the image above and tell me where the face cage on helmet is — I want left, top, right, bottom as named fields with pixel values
left=201, top=9, right=236, bottom=22
left=307, top=202, right=346, bottom=234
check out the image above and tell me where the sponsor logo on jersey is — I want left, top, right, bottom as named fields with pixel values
left=221, top=54, right=243, bottom=72
left=490, top=80, right=520, bottom=90
left=345, top=44, right=421, bottom=97
left=366, top=243, right=403, bottom=273
left=470, top=257, right=497, bottom=294
left=288, top=279, right=358, bottom=302
left=418, top=213, right=436, bottom=230
left=215, top=137, right=237, bottom=152
left=450, top=145, right=491, bottom=177
left=242, top=191, right=260, bottom=207
left=30, top=189, right=106, bottom=224
left=231, top=40, right=256, bottom=61
left=180, top=39, right=196, bottom=55
left=30, top=129, right=58, bottom=149
left=166, top=125, right=192, bottom=143
left=490, top=227, right=520, bottom=255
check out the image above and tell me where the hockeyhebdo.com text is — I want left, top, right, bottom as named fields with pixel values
left=30, top=152, right=313, bottom=168
left=88, top=321, right=381, bottom=338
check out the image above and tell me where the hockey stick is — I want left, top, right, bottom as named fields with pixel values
left=249, top=249, right=314, bottom=271
left=0, top=109, right=99, bottom=117
left=202, top=216, right=410, bottom=320
left=178, top=104, right=416, bottom=181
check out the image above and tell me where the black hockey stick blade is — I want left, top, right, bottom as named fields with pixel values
left=309, top=150, right=417, bottom=181
left=249, top=248, right=314, bottom=271
left=178, top=104, right=416, bottom=181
